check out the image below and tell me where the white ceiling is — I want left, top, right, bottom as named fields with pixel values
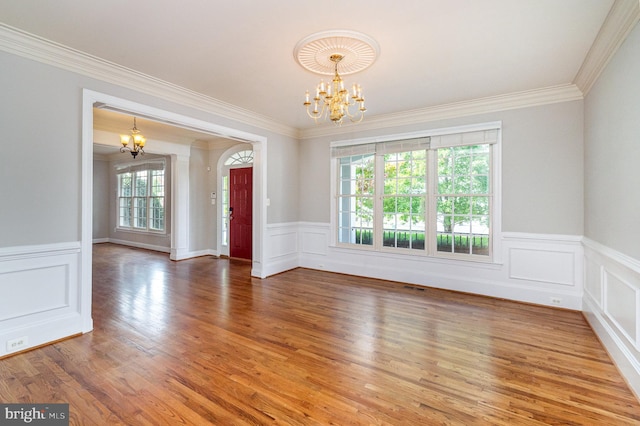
left=0, top=0, right=614, bottom=131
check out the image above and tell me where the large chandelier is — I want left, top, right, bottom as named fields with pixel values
left=120, top=117, right=146, bottom=158
left=304, top=54, right=366, bottom=124
left=295, top=30, right=379, bottom=125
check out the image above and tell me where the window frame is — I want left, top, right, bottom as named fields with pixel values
left=116, top=161, right=166, bottom=234
left=330, top=123, right=502, bottom=263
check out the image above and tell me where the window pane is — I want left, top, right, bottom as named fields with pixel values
left=381, top=150, right=427, bottom=250
left=438, top=149, right=452, bottom=175
left=472, top=154, right=490, bottom=175
left=454, top=176, right=471, bottom=194
left=472, top=234, right=490, bottom=256
left=135, top=171, right=148, bottom=197
left=383, top=162, right=398, bottom=194
left=436, top=145, right=491, bottom=257
left=383, top=197, right=397, bottom=214
left=453, top=149, right=471, bottom=175
left=119, top=173, right=132, bottom=197
left=119, top=197, right=131, bottom=227
left=151, top=170, right=165, bottom=196
left=472, top=197, right=489, bottom=215
left=149, top=197, right=164, bottom=231
left=338, top=154, right=375, bottom=246
left=222, top=175, right=229, bottom=245
left=133, top=197, right=147, bottom=228
left=453, top=234, right=471, bottom=254
left=411, top=197, right=424, bottom=216
left=411, top=176, right=426, bottom=194
left=472, top=175, right=489, bottom=194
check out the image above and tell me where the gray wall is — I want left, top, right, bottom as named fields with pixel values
left=299, top=100, right=585, bottom=236
left=266, top=133, right=300, bottom=224
left=1, top=53, right=83, bottom=246
left=0, top=50, right=299, bottom=250
left=92, top=157, right=110, bottom=239
left=584, top=22, right=640, bottom=261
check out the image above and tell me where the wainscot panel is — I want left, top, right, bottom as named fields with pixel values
left=509, top=248, right=576, bottom=285
left=583, top=238, right=640, bottom=398
left=295, top=223, right=584, bottom=310
left=262, top=223, right=299, bottom=277
left=0, top=242, right=82, bottom=357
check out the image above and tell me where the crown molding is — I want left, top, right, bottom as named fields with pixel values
left=574, top=0, right=640, bottom=95
left=299, top=84, right=584, bottom=139
left=3, top=5, right=632, bottom=144
left=0, top=23, right=299, bottom=139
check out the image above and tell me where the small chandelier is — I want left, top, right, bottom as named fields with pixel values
left=120, top=117, right=146, bottom=158
left=304, top=54, right=365, bottom=124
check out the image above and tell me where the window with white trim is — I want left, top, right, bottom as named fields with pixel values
left=333, top=127, right=498, bottom=260
left=117, top=161, right=166, bottom=232
left=224, top=150, right=254, bottom=166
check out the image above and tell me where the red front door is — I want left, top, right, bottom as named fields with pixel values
left=229, top=167, right=252, bottom=260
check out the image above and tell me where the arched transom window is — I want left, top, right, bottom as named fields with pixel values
left=224, top=150, right=254, bottom=166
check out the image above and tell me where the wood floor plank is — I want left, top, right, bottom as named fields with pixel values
left=1, top=243, right=640, bottom=425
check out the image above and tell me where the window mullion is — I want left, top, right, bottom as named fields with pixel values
left=373, top=153, right=384, bottom=250
left=427, top=149, right=437, bottom=256
left=130, top=172, right=136, bottom=229
left=146, top=171, right=152, bottom=232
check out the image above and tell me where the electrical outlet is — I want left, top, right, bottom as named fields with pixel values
left=7, top=336, right=28, bottom=352
left=550, top=297, right=562, bottom=306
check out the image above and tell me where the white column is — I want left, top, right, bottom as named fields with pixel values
left=171, top=154, right=190, bottom=260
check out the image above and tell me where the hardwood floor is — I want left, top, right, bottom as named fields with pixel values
left=1, top=243, right=640, bottom=425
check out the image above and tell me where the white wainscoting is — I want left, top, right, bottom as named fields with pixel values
left=582, top=238, right=640, bottom=398
left=262, top=222, right=584, bottom=310
left=262, top=222, right=300, bottom=277
left=0, top=242, right=83, bottom=357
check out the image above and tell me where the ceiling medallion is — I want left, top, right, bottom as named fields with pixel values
left=294, top=30, right=380, bottom=76
left=295, top=30, right=380, bottom=124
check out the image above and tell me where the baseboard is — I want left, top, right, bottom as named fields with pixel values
left=95, top=239, right=219, bottom=260
left=103, top=238, right=171, bottom=254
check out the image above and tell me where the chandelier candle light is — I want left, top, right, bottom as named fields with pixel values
left=295, top=30, right=379, bottom=125
left=120, top=117, right=146, bottom=158
left=304, top=54, right=365, bottom=123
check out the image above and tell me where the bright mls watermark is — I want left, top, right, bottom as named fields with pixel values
left=0, top=404, right=68, bottom=425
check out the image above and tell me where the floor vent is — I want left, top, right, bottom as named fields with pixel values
left=403, top=285, right=425, bottom=291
